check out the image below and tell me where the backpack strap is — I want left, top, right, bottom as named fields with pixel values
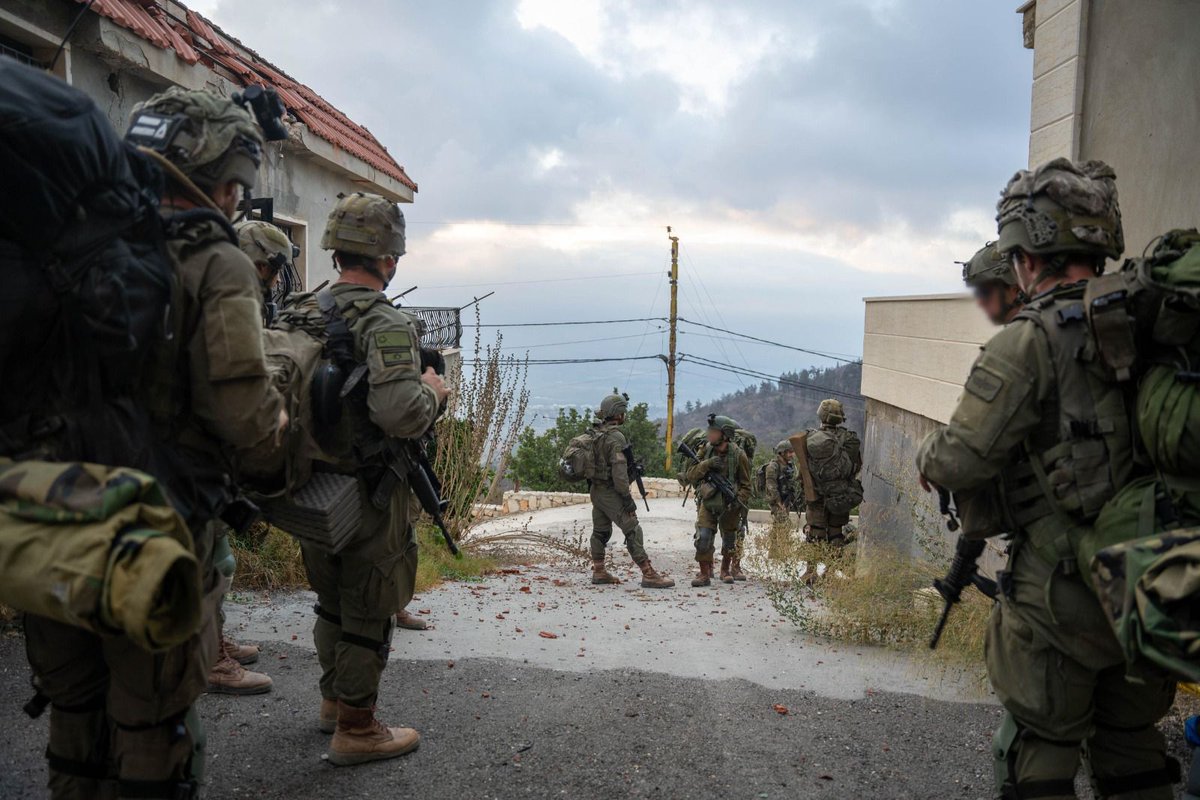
left=1085, top=272, right=1138, bottom=381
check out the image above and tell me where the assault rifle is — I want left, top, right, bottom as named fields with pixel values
left=622, top=444, right=651, bottom=512
left=928, top=487, right=997, bottom=649
left=677, top=441, right=744, bottom=511
left=375, top=438, right=460, bottom=558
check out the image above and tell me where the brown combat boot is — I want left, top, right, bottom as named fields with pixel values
left=319, top=698, right=338, bottom=734
left=731, top=556, right=747, bottom=582
left=637, top=559, right=674, bottom=589
left=691, top=561, right=713, bottom=587
left=591, top=558, right=620, bottom=585
left=328, top=701, right=420, bottom=766
left=225, top=638, right=260, bottom=665
left=207, top=637, right=273, bottom=695
left=720, top=554, right=734, bottom=584
left=395, top=609, right=428, bottom=630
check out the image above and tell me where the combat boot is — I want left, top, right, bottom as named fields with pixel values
left=691, top=561, right=713, bottom=587
left=731, top=556, right=747, bottom=582
left=207, top=638, right=273, bottom=695
left=328, top=701, right=420, bottom=766
left=225, top=638, right=260, bottom=665
left=637, top=559, right=674, bottom=589
left=720, top=554, right=734, bottom=584
left=591, top=558, right=620, bottom=585
left=319, top=698, right=338, bottom=734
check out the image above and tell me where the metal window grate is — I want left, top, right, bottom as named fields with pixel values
left=0, top=40, right=47, bottom=70
left=405, top=307, right=462, bottom=349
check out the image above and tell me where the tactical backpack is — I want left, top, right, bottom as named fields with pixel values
left=754, top=462, right=769, bottom=497
left=0, top=59, right=175, bottom=463
left=1080, top=230, right=1200, bottom=680
left=558, top=428, right=598, bottom=483
left=805, top=427, right=863, bottom=515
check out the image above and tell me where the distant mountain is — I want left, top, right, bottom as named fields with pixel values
left=667, top=362, right=865, bottom=451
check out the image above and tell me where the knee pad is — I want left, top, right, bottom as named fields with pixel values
left=694, top=527, right=715, bottom=553
left=720, top=531, right=737, bottom=554
left=994, top=714, right=1081, bottom=799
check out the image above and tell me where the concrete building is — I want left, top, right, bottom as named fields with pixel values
left=858, top=0, right=1200, bottom=565
left=2, top=0, right=464, bottom=353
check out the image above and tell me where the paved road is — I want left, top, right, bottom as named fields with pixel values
left=1, top=499, right=1189, bottom=798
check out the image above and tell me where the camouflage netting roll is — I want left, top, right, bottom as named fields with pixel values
left=0, top=460, right=201, bottom=651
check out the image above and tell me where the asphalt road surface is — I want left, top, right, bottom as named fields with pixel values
left=0, top=499, right=1192, bottom=798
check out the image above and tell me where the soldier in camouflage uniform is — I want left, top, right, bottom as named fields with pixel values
left=289, top=192, right=449, bottom=766
left=685, top=415, right=751, bottom=586
left=963, top=240, right=1026, bottom=326
left=22, top=88, right=287, bottom=800
left=764, top=440, right=797, bottom=558
left=803, top=399, right=862, bottom=546
left=588, top=392, right=674, bottom=589
left=235, top=219, right=296, bottom=326
left=918, top=159, right=1178, bottom=799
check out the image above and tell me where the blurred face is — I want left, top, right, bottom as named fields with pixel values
left=973, top=281, right=1021, bottom=326
left=706, top=428, right=723, bottom=446
left=212, top=180, right=242, bottom=219
left=782, top=450, right=794, bottom=463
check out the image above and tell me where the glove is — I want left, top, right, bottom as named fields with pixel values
left=703, top=456, right=723, bottom=472
left=621, top=496, right=638, bottom=515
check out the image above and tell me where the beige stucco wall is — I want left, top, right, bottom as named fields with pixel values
left=861, top=293, right=993, bottom=426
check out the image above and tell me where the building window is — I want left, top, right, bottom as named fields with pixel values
left=0, top=32, right=46, bottom=68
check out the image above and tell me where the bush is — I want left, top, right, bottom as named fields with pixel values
left=508, top=401, right=669, bottom=491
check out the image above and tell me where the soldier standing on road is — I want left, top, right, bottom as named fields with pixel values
left=685, top=415, right=751, bottom=586
left=588, top=391, right=675, bottom=589
left=917, top=158, right=1178, bottom=799
left=287, top=192, right=449, bottom=766
left=963, top=240, right=1026, bottom=326
left=764, top=440, right=798, bottom=558
left=802, top=399, right=862, bottom=546
left=21, top=88, right=288, bottom=800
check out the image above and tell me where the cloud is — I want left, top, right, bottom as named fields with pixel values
left=194, top=0, right=1031, bottom=414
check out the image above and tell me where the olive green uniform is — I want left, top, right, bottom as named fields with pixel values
left=685, top=443, right=751, bottom=562
left=588, top=420, right=649, bottom=564
left=288, top=283, right=440, bottom=708
left=805, top=424, right=861, bottom=541
left=23, top=211, right=284, bottom=799
left=763, top=456, right=796, bottom=524
left=918, top=283, right=1177, bottom=799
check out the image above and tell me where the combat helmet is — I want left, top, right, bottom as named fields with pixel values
left=817, top=398, right=845, bottom=425
left=321, top=192, right=406, bottom=258
left=995, top=157, right=1124, bottom=267
left=775, top=440, right=793, bottom=455
left=961, top=242, right=1016, bottom=288
left=707, top=413, right=737, bottom=441
left=598, top=389, right=629, bottom=420
left=126, top=87, right=263, bottom=191
left=235, top=220, right=296, bottom=272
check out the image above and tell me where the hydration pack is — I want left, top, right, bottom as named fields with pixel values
left=805, top=427, right=863, bottom=515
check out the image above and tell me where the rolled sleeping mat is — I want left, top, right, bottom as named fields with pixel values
left=0, top=459, right=201, bottom=652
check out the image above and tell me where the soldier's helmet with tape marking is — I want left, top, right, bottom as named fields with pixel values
left=817, top=398, right=845, bottom=425
left=320, top=192, right=406, bottom=258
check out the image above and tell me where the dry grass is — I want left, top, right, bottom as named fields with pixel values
left=765, top=539, right=993, bottom=666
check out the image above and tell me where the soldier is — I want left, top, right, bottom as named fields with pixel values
left=764, top=440, right=797, bottom=558
left=685, top=415, right=751, bottom=586
left=963, top=240, right=1025, bottom=326
left=917, top=158, right=1178, bottom=799
left=21, top=88, right=287, bottom=799
left=588, top=391, right=674, bottom=589
left=286, top=192, right=448, bottom=766
left=801, top=399, right=862, bottom=546
left=235, top=218, right=296, bottom=325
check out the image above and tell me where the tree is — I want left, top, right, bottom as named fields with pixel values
left=508, top=402, right=669, bottom=491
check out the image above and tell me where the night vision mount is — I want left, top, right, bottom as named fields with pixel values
left=234, top=85, right=288, bottom=142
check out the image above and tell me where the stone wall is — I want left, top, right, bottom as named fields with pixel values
left=476, top=477, right=688, bottom=519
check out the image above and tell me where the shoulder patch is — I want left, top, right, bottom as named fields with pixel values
left=964, top=364, right=1004, bottom=402
left=374, top=329, right=414, bottom=367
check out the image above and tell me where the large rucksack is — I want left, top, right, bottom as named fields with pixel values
left=558, top=428, right=598, bottom=483
left=753, top=462, right=769, bottom=497
left=0, top=58, right=174, bottom=460
left=1082, top=230, right=1200, bottom=679
left=805, top=427, right=863, bottom=515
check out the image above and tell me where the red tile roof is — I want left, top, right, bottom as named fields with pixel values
left=83, top=0, right=417, bottom=192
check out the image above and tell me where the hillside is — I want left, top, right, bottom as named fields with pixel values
left=669, top=362, right=865, bottom=452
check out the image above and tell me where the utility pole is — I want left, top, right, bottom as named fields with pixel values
left=664, top=226, right=680, bottom=471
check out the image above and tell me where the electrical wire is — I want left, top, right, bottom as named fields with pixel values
left=419, top=270, right=659, bottom=289
left=679, top=354, right=863, bottom=401
left=678, top=318, right=861, bottom=364
left=469, top=317, right=667, bottom=328
left=463, top=355, right=663, bottom=366
left=497, top=329, right=664, bottom=351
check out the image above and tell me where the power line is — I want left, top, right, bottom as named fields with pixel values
left=419, top=270, right=659, bottom=289
left=463, top=355, right=663, bottom=366
left=469, top=317, right=667, bottom=328
left=679, top=354, right=863, bottom=401
left=678, top=318, right=861, bottom=364
left=497, top=330, right=664, bottom=351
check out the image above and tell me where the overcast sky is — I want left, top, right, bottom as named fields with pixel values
left=191, top=0, right=1032, bottom=423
